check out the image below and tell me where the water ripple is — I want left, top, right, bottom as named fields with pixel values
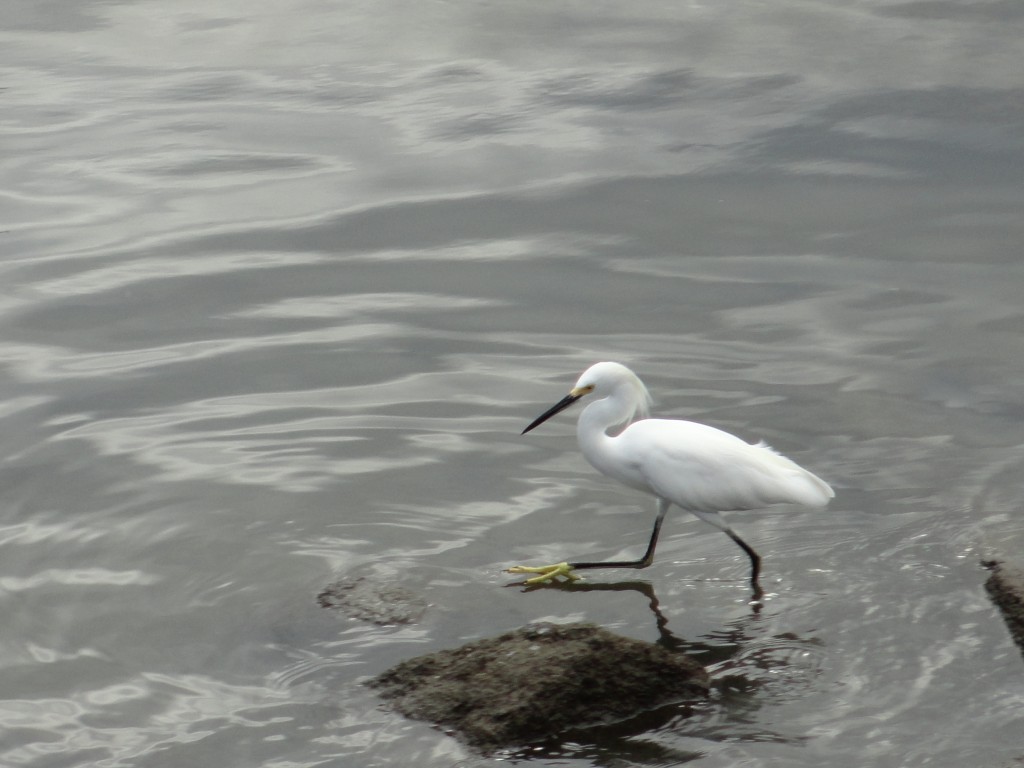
left=0, top=568, right=160, bottom=592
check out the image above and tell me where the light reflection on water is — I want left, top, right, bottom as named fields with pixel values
left=2, top=0, right=1024, bottom=766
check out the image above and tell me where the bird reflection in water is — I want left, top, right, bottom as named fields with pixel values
left=502, top=576, right=818, bottom=757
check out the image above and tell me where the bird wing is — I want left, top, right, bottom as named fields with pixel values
left=618, top=419, right=832, bottom=512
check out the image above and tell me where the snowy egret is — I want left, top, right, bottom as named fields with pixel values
left=507, top=362, right=834, bottom=592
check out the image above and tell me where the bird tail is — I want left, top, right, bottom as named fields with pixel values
left=756, top=440, right=834, bottom=507
left=793, top=468, right=835, bottom=507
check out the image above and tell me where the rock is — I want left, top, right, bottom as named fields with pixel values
left=318, top=576, right=428, bottom=625
left=983, top=558, right=1024, bottom=659
left=367, top=621, right=709, bottom=752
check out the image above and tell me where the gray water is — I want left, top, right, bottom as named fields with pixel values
left=2, top=1, right=1023, bottom=766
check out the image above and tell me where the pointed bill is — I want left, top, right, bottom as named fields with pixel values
left=521, top=391, right=583, bottom=435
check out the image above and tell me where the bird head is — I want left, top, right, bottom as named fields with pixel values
left=521, top=361, right=652, bottom=435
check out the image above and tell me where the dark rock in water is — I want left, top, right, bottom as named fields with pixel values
left=318, top=576, right=428, bottom=625
left=367, top=621, right=709, bottom=752
left=984, top=558, right=1024, bottom=659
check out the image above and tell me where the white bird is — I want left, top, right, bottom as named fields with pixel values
left=507, top=362, right=834, bottom=593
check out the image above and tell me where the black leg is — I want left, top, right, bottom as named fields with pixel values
left=726, top=529, right=762, bottom=595
left=570, top=500, right=670, bottom=571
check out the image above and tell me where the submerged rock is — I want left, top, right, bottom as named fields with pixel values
left=318, top=576, right=428, bottom=625
left=367, top=621, right=709, bottom=752
left=984, top=558, right=1024, bottom=659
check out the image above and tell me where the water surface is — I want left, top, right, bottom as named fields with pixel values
left=1, top=1, right=1023, bottom=766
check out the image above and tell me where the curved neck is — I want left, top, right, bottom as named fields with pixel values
left=575, top=393, right=640, bottom=482
left=576, top=393, right=634, bottom=443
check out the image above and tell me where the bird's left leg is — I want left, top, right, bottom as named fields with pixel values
left=505, top=561, right=581, bottom=585
left=571, top=498, right=670, bottom=571
left=508, top=499, right=672, bottom=585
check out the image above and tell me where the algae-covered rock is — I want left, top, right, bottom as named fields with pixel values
left=318, top=576, right=427, bottom=625
left=367, top=621, right=708, bottom=751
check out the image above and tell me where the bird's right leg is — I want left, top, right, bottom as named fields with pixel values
left=726, top=529, right=762, bottom=592
left=692, top=509, right=763, bottom=595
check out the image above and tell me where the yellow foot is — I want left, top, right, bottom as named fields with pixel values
left=505, top=562, right=580, bottom=585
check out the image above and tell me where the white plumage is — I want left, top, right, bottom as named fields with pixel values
left=508, top=361, right=834, bottom=592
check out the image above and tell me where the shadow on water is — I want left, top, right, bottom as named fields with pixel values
left=499, top=578, right=815, bottom=761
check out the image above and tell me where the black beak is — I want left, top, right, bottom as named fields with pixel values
left=522, top=393, right=582, bottom=435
